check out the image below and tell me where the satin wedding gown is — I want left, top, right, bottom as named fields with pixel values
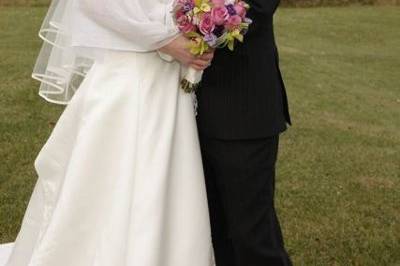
left=6, top=1, right=214, bottom=264
left=6, top=0, right=213, bottom=266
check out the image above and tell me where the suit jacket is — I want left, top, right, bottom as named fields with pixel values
left=196, top=0, right=291, bottom=140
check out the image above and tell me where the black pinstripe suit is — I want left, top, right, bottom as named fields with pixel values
left=197, top=0, right=292, bottom=265
left=197, top=0, right=291, bottom=140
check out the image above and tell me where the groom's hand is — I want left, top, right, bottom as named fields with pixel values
left=159, top=35, right=214, bottom=71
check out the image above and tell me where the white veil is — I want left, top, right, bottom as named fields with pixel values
left=33, top=0, right=179, bottom=105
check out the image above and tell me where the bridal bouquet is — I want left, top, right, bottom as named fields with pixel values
left=174, top=0, right=252, bottom=93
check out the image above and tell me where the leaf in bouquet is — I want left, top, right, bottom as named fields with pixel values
left=232, top=29, right=244, bottom=42
left=227, top=40, right=235, bottom=51
left=215, top=33, right=228, bottom=47
left=240, top=22, right=250, bottom=29
left=223, top=32, right=235, bottom=51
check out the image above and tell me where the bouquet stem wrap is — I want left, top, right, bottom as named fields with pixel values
left=181, top=67, right=203, bottom=93
left=158, top=51, right=203, bottom=93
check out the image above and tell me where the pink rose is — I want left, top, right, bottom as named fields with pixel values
left=175, top=9, right=185, bottom=20
left=211, top=0, right=225, bottom=6
left=234, top=3, right=247, bottom=18
left=211, top=6, right=229, bottom=25
left=226, top=15, right=242, bottom=29
left=199, top=13, right=216, bottom=35
left=177, top=15, right=196, bottom=34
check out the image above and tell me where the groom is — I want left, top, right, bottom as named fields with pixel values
left=196, top=0, right=292, bottom=265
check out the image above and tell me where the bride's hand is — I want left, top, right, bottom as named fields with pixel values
left=159, top=36, right=214, bottom=71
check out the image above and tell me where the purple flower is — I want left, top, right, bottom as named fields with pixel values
left=176, top=0, right=195, bottom=12
left=204, top=33, right=218, bottom=47
left=183, top=2, right=195, bottom=12
left=244, top=17, right=253, bottom=24
left=226, top=4, right=237, bottom=16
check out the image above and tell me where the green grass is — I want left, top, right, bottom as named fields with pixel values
left=0, top=7, right=63, bottom=243
left=0, top=0, right=49, bottom=6
left=0, top=6, right=399, bottom=266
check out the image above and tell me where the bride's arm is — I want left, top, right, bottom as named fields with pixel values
left=75, top=0, right=179, bottom=51
left=75, top=0, right=213, bottom=69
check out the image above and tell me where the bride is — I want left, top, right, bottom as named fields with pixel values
left=6, top=0, right=215, bottom=265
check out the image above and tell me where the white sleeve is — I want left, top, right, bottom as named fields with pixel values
left=74, top=0, right=179, bottom=51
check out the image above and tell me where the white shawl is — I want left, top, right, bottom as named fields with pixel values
left=33, top=0, right=179, bottom=104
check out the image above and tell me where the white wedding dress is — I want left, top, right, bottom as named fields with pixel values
left=7, top=49, right=213, bottom=266
left=5, top=1, right=213, bottom=265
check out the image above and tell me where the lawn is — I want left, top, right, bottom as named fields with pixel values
left=0, top=6, right=399, bottom=266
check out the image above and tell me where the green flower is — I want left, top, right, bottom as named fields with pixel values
left=194, top=0, right=211, bottom=14
left=225, top=29, right=244, bottom=51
